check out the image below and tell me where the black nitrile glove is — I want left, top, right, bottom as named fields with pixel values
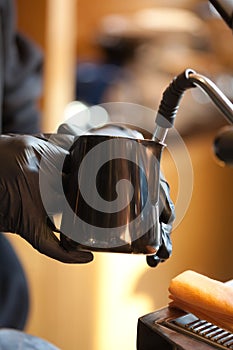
left=0, top=134, right=93, bottom=264
left=146, top=175, right=175, bottom=267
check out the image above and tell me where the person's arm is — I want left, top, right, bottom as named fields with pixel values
left=1, top=0, right=43, bottom=133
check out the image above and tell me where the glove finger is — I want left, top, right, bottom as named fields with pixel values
left=37, top=224, right=94, bottom=264
left=37, top=139, right=72, bottom=207
left=159, top=174, right=175, bottom=224
left=57, top=123, right=84, bottom=136
left=146, top=222, right=172, bottom=268
left=35, top=133, right=75, bottom=151
left=157, top=222, right=172, bottom=260
left=146, top=255, right=161, bottom=268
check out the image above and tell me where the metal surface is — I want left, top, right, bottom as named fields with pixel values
left=209, top=0, right=233, bottom=30
left=188, top=72, right=233, bottom=124
left=61, top=135, right=164, bottom=254
left=162, top=313, right=233, bottom=349
left=152, top=124, right=168, bottom=143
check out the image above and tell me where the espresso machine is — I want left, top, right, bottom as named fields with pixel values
left=137, top=1, right=233, bottom=349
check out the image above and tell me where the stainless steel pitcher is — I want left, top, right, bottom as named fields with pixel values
left=60, top=132, right=164, bottom=255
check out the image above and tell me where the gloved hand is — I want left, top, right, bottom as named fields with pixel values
left=58, top=122, right=175, bottom=267
left=0, top=134, right=93, bottom=263
left=146, top=174, right=175, bottom=267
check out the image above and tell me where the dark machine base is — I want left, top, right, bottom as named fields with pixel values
left=137, top=307, right=232, bottom=350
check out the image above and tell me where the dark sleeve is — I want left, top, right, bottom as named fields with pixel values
left=0, top=233, right=29, bottom=330
left=1, top=0, right=43, bottom=133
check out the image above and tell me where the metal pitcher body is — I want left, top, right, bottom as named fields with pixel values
left=61, top=135, right=164, bottom=255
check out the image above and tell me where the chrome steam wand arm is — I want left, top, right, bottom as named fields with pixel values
left=188, top=72, right=233, bottom=124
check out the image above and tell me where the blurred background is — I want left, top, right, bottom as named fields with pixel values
left=8, top=0, right=233, bottom=349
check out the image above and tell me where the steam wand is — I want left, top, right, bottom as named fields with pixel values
left=147, top=69, right=233, bottom=266
left=152, top=68, right=233, bottom=143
